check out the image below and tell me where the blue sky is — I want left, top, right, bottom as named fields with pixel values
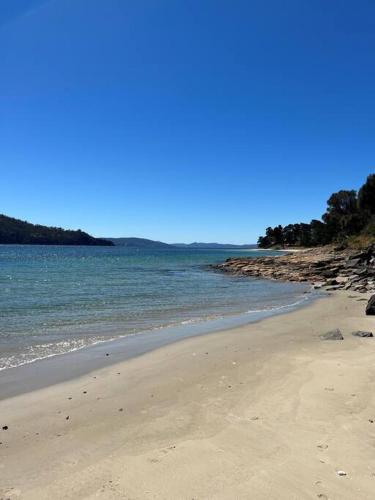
left=1, top=0, right=374, bottom=243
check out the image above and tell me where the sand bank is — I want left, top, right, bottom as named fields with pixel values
left=1, top=292, right=375, bottom=499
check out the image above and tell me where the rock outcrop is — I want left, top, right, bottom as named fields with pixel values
left=212, top=245, right=375, bottom=294
left=366, top=295, right=375, bottom=315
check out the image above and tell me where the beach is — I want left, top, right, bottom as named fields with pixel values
left=1, top=291, right=375, bottom=499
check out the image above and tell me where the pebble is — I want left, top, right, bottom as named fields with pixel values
left=337, top=470, right=347, bottom=476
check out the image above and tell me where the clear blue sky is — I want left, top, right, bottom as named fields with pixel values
left=1, top=0, right=374, bottom=243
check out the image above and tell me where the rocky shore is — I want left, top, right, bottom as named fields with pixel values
left=212, top=245, right=375, bottom=294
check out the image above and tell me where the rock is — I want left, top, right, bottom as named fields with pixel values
left=2, top=425, right=8, bottom=430
left=212, top=246, right=375, bottom=296
left=314, top=282, right=325, bottom=289
left=345, top=258, right=361, bottom=267
left=352, top=330, right=373, bottom=338
left=326, top=278, right=338, bottom=286
left=320, top=329, right=344, bottom=341
left=322, top=270, right=337, bottom=278
left=335, top=276, right=349, bottom=284
left=336, top=470, right=347, bottom=476
left=366, top=295, right=375, bottom=315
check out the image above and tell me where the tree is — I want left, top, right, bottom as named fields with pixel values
left=310, top=219, right=329, bottom=245
left=322, top=190, right=362, bottom=240
left=358, top=174, right=375, bottom=216
left=256, top=173, right=375, bottom=248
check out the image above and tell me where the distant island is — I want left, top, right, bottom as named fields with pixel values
left=1, top=214, right=257, bottom=249
left=106, top=239, right=257, bottom=249
left=0, top=214, right=113, bottom=246
left=173, top=242, right=257, bottom=249
left=106, top=237, right=172, bottom=248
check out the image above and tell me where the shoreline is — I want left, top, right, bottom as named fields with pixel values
left=1, top=291, right=375, bottom=499
left=213, top=245, right=375, bottom=294
left=0, top=285, right=318, bottom=400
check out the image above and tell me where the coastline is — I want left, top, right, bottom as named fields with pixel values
left=0, top=286, right=317, bottom=400
left=1, top=291, right=375, bottom=499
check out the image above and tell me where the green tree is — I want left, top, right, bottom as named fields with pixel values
left=358, top=174, right=375, bottom=216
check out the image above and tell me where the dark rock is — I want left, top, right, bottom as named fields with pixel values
left=366, top=295, right=375, bottom=315
left=322, top=270, right=337, bottom=278
left=352, top=330, right=374, bottom=338
left=320, top=329, right=344, bottom=341
left=2, top=425, right=8, bottom=430
left=345, top=258, right=361, bottom=267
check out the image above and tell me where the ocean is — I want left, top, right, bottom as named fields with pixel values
left=0, top=245, right=312, bottom=371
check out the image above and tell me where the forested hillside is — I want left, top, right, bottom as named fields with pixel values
left=0, top=215, right=113, bottom=246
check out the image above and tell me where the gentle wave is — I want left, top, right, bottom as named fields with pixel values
left=0, top=245, right=313, bottom=372
left=0, top=290, right=314, bottom=371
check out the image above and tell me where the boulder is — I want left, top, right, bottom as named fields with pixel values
left=335, top=276, right=349, bottom=284
left=314, top=282, right=325, bottom=289
left=352, top=331, right=374, bottom=338
left=366, top=295, right=375, bottom=315
left=320, top=329, right=344, bottom=341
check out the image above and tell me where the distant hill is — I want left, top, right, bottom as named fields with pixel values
left=173, top=242, right=257, bottom=249
left=106, top=237, right=173, bottom=248
left=0, top=214, right=113, bottom=246
left=107, top=238, right=257, bottom=249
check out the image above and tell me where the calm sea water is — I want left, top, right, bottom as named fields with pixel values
left=0, top=245, right=311, bottom=370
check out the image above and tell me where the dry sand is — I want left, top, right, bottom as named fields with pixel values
left=1, top=292, right=375, bottom=499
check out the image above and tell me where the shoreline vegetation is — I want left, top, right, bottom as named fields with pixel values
left=257, top=173, right=375, bottom=250
left=213, top=173, right=375, bottom=303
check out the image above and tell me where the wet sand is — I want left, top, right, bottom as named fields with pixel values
left=1, top=291, right=375, bottom=499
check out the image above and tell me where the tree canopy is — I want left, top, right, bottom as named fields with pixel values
left=258, top=174, right=375, bottom=248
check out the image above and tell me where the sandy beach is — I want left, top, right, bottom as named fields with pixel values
left=1, top=291, right=375, bottom=499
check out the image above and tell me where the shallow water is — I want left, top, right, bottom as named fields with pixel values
left=0, top=245, right=311, bottom=370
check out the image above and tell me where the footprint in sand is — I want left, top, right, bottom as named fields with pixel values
left=148, top=446, right=176, bottom=464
